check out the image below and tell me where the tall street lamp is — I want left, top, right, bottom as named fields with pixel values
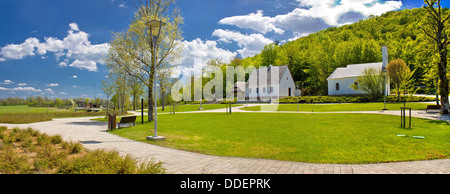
left=146, top=19, right=166, bottom=141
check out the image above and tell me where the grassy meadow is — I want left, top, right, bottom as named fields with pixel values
left=108, top=113, right=450, bottom=164
left=142, top=104, right=241, bottom=113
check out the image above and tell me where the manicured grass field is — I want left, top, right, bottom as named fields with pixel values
left=143, top=104, right=241, bottom=113
left=109, top=113, right=450, bottom=164
left=241, top=102, right=430, bottom=112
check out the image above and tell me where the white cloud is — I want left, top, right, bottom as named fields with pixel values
left=178, top=38, right=237, bottom=67
left=59, top=92, right=68, bottom=95
left=212, top=29, right=272, bottom=58
left=72, top=75, right=78, bottom=78
left=69, top=23, right=80, bottom=31
left=0, top=37, right=40, bottom=60
left=58, top=62, right=68, bottom=67
left=0, top=86, right=42, bottom=93
left=0, top=23, right=109, bottom=71
left=219, top=10, right=285, bottom=34
left=69, top=60, right=97, bottom=72
left=46, top=83, right=59, bottom=87
left=218, top=0, right=402, bottom=37
left=44, top=88, right=55, bottom=94
left=17, top=83, right=27, bottom=86
left=1, top=80, right=14, bottom=85
left=118, top=4, right=125, bottom=8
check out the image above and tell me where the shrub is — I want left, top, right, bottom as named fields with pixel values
left=51, top=135, right=63, bottom=145
left=276, top=95, right=436, bottom=104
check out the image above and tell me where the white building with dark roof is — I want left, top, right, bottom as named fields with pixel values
left=327, top=62, right=390, bottom=96
left=246, top=65, right=296, bottom=101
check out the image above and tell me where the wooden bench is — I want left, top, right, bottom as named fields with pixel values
left=118, top=116, right=137, bottom=128
left=426, top=105, right=441, bottom=113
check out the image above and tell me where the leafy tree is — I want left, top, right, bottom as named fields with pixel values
left=420, top=0, right=450, bottom=114
left=101, top=75, right=115, bottom=116
left=55, top=98, right=64, bottom=108
left=107, top=0, right=183, bottom=121
left=387, top=59, right=415, bottom=101
left=350, top=68, right=385, bottom=101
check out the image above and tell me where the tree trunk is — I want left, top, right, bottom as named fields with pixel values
left=148, top=86, right=154, bottom=122
left=133, top=94, right=136, bottom=111
left=438, top=51, right=449, bottom=114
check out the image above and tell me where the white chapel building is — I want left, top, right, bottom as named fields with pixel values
left=327, top=62, right=390, bottom=96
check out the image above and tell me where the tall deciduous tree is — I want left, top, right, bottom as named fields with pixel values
left=387, top=59, right=415, bottom=101
left=420, top=0, right=450, bottom=114
left=101, top=75, right=115, bottom=116
left=107, top=0, right=183, bottom=121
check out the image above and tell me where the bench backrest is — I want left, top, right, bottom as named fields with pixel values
left=427, top=105, right=441, bottom=109
left=120, top=116, right=137, bottom=123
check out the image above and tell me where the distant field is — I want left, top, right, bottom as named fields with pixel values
left=241, top=102, right=430, bottom=112
left=0, top=105, right=117, bottom=124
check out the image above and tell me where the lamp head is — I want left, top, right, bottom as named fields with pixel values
left=146, top=20, right=167, bottom=28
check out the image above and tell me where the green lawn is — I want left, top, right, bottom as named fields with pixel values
left=241, top=102, right=430, bottom=112
left=143, top=104, right=241, bottom=113
left=108, top=113, right=450, bottom=164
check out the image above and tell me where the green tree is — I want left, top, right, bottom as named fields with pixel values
left=387, top=59, right=415, bottom=101
left=420, top=0, right=450, bottom=114
left=107, top=0, right=183, bottom=121
left=55, top=98, right=64, bottom=108
left=350, top=68, right=385, bottom=101
left=101, top=75, right=115, bottom=116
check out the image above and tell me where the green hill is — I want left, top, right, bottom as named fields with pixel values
left=238, top=8, right=446, bottom=95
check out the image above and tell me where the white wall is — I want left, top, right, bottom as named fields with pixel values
left=328, top=77, right=364, bottom=96
left=247, top=68, right=296, bottom=101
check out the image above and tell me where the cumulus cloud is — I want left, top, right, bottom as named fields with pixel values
left=0, top=23, right=109, bottom=72
left=44, top=88, right=55, bottom=94
left=72, top=75, right=78, bottom=78
left=218, top=0, right=402, bottom=36
left=179, top=38, right=237, bottom=67
left=212, top=29, right=272, bottom=58
left=219, top=10, right=285, bottom=34
left=0, top=86, right=42, bottom=93
left=69, top=60, right=97, bottom=72
left=46, top=83, right=59, bottom=87
left=171, top=38, right=237, bottom=78
left=17, top=83, right=27, bottom=86
left=1, top=80, right=14, bottom=85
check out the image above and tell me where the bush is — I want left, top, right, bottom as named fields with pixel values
left=276, top=95, right=436, bottom=104
left=0, top=127, right=166, bottom=174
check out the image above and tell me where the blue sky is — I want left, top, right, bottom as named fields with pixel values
left=0, top=0, right=446, bottom=99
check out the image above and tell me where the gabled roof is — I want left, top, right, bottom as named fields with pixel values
left=327, top=62, right=383, bottom=80
left=247, top=65, right=289, bottom=87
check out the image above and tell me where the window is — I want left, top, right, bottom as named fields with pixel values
left=270, top=87, right=273, bottom=93
left=257, top=88, right=259, bottom=93
left=354, top=82, right=358, bottom=90
left=336, top=83, right=340, bottom=91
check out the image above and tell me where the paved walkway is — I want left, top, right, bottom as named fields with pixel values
left=1, top=105, right=449, bottom=174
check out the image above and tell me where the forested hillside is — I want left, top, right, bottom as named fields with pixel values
left=234, top=8, right=446, bottom=95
